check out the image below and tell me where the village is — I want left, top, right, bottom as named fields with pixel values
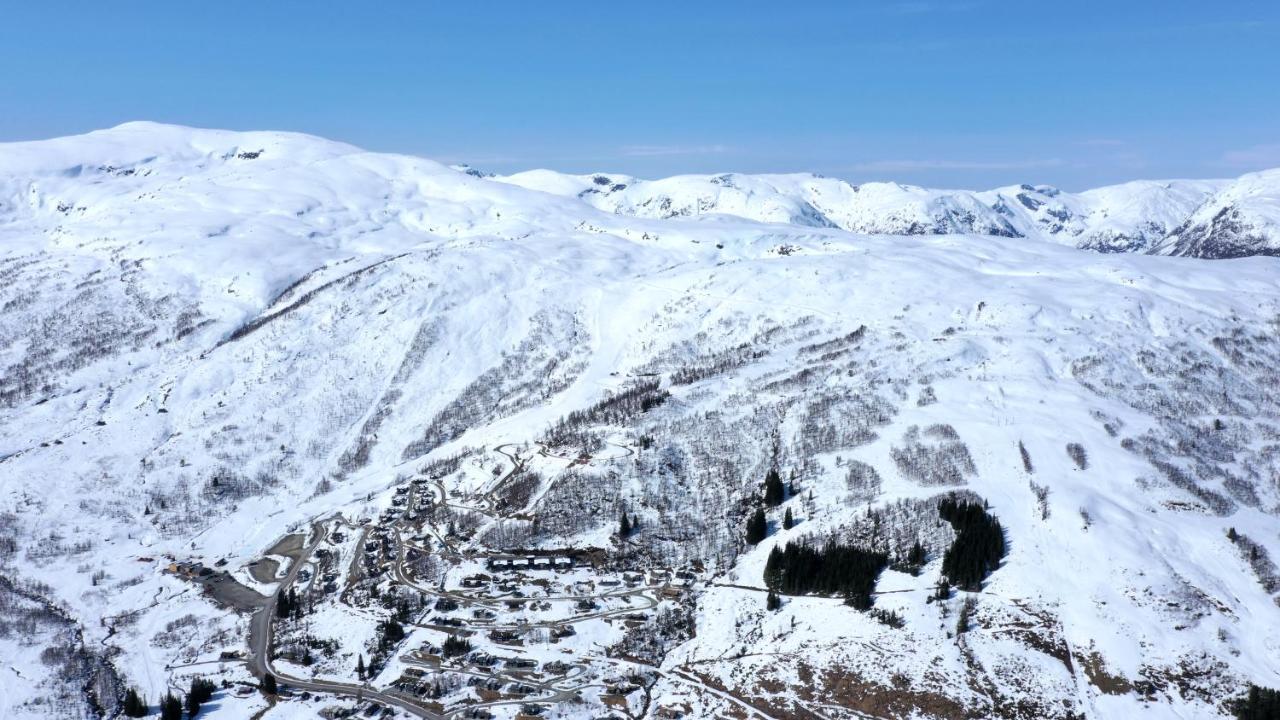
left=160, top=442, right=705, bottom=720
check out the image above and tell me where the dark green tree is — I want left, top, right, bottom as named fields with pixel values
left=933, top=579, right=952, bottom=602
left=619, top=512, right=632, bottom=539
left=782, top=508, right=794, bottom=530
left=275, top=588, right=295, bottom=618
left=357, top=654, right=366, bottom=680
left=764, top=540, right=888, bottom=604
left=442, top=635, right=472, bottom=657
left=122, top=687, right=147, bottom=717
left=907, top=541, right=926, bottom=567
left=763, top=469, right=785, bottom=507
left=185, top=677, right=216, bottom=717
left=1233, top=684, right=1280, bottom=719
left=745, top=508, right=768, bottom=545
left=939, top=496, right=1006, bottom=590
left=261, top=674, right=277, bottom=695
left=379, top=619, right=406, bottom=650
left=766, top=591, right=782, bottom=611
left=159, top=692, right=183, bottom=720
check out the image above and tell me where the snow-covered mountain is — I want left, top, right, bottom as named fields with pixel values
left=495, top=168, right=1280, bottom=258
left=1152, top=169, right=1280, bottom=258
left=2, top=123, right=1280, bottom=720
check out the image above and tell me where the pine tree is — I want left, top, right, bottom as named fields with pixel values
left=262, top=674, right=277, bottom=695
left=160, top=692, right=183, bottom=720
left=783, top=508, right=794, bottom=530
left=185, top=677, right=216, bottom=718
left=763, top=470, right=785, bottom=507
left=357, top=654, right=366, bottom=680
left=122, top=687, right=147, bottom=717
left=745, top=508, right=768, bottom=544
left=1233, top=684, right=1280, bottom=719
left=275, top=588, right=292, bottom=618
left=1227, top=527, right=1239, bottom=542
left=764, top=469, right=782, bottom=505
left=907, top=540, right=926, bottom=569
left=189, top=677, right=216, bottom=704
left=619, top=511, right=632, bottom=539
left=933, top=579, right=952, bottom=602
left=766, top=591, right=782, bottom=611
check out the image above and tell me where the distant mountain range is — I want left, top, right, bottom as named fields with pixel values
left=488, top=166, right=1280, bottom=259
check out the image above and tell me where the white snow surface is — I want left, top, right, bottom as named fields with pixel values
left=1, top=123, right=1279, bottom=719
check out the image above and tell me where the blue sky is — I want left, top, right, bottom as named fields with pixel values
left=2, top=1, right=1278, bottom=189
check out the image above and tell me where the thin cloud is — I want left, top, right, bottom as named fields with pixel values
left=1076, top=138, right=1126, bottom=148
left=1221, top=143, right=1280, bottom=168
left=848, top=158, right=1065, bottom=172
left=620, top=144, right=731, bottom=157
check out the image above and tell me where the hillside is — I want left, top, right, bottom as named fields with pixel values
left=1, top=123, right=1279, bottom=720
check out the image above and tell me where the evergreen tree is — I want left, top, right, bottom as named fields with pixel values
left=357, top=654, right=366, bottom=680
left=619, top=511, right=632, bottom=539
left=745, top=508, right=768, bottom=545
left=442, top=635, right=473, bottom=657
left=261, top=674, right=277, bottom=695
left=763, top=469, right=785, bottom=507
left=159, top=692, right=183, bottom=720
left=783, top=508, right=794, bottom=530
left=763, top=540, right=888, bottom=604
left=907, top=541, right=926, bottom=567
left=275, top=588, right=292, bottom=618
left=1233, top=683, right=1280, bottom=719
left=766, top=591, right=782, bottom=611
left=938, top=496, right=1006, bottom=590
left=122, top=687, right=147, bottom=717
left=932, top=579, right=952, bottom=602
left=189, top=677, right=216, bottom=704
left=185, top=677, right=216, bottom=718
left=379, top=619, right=406, bottom=650
left=1227, top=527, right=1239, bottom=543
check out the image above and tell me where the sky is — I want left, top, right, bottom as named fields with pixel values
left=2, top=1, right=1278, bottom=190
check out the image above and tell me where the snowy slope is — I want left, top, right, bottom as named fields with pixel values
left=1, top=123, right=1279, bottom=720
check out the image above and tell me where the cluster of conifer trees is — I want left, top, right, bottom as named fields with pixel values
left=763, top=540, right=889, bottom=610
left=122, top=677, right=217, bottom=719
left=938, top=496, right=1006, bottom=590
left=746, top=469, right=793, bottom=544
left=125, top=677, right=216, bottom=719
left=1234, top=684, right=1280, bottom=719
